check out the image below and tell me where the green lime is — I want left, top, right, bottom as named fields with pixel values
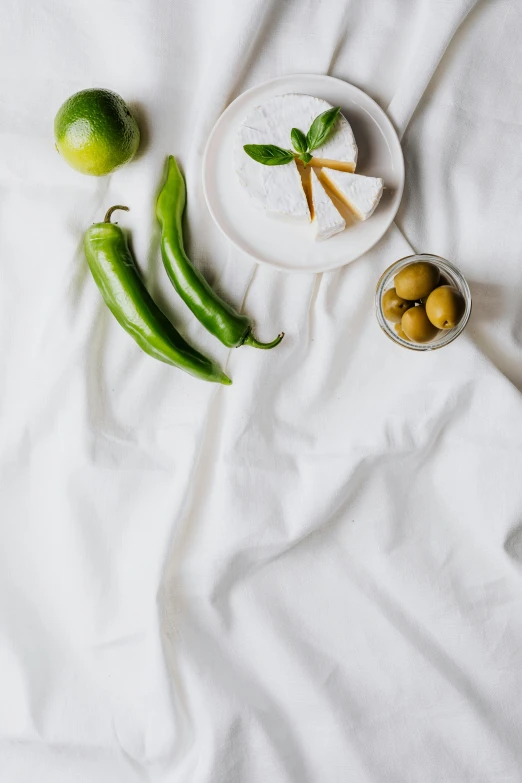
left=54, top=88, right=140, bottom=176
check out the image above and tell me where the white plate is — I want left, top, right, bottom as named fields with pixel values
left=202, top=74, right=404, bottom=274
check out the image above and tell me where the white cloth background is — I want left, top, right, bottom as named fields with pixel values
left=1, top=0, right=522, bottom=780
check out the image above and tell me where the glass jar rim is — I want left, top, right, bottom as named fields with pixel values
left=375, top=254, right=472, bottom=351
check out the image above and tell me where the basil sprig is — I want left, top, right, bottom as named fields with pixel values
left=290, top=128, right=307, bottom=155
left=306, top=107, right=340, bottom=152
left=243, top=106, right=341, bottom=167
left=243, top=144, right=295, bottom=166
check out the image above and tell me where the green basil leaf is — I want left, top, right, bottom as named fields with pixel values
left=299, top=152, right=313, bottom=165
left=243, top=144, right=295, bottom=166
left=290, top=128, right=308, bottom=154
left=306, top=107, right=341, bottom=151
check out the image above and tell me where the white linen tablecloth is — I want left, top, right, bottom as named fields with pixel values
left=1, top=0, right=522, bottom=780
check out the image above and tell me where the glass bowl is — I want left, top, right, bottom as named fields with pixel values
left=375, top=254, right=472, bottom=351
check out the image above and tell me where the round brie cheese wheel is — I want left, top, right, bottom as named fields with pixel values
left=234, top=94, right=358, bottom=221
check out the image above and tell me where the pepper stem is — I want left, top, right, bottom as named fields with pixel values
left=104, top=205, right=130, bottom=224
left=243, top=331, right=285, bottom=350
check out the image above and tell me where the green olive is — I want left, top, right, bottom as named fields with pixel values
left=395, top=262, right=440, bottom=301
left=382, top=288, right=414, bottom=323
left=425, top=285, right=465, bottom=329
left=401, top=305, right=439, bottom=343
left=394, top=322, right=410, bottom=341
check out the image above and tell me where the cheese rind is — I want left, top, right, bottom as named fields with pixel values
left=234, top=94, right=358, bottom=221
left=237, top=157, right=310, bottom=222
left=310, top=168, right=345, bottom=241
left=321, top=170, right=383, bottom=220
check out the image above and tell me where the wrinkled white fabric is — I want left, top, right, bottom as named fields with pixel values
left=1, top=0, right=522, bottom=780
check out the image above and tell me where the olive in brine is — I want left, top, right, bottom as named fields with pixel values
left=382, top=288, right=414, bottom=323
left=425, top=286, right=465, bottom=329
left=401, top=305, right=439, bottom=343
left=394, top=322, right=410, bottom=341
left=395, top=262, right=440, bottom=301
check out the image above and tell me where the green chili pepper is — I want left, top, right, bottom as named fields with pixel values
left=84, top=206, right=231, bottom=385
left=156, top=156, right=284, bottom=350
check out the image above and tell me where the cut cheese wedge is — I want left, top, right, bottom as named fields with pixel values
left=234, top=94, right=358, bottom=221
left=310, top=157, right=355, bottom=173
left=320, top=170, right=384, bottom=221
left=310, top=168, right=345, bottom=241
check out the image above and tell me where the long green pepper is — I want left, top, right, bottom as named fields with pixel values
left=156, top=155, right=284, bottom=350
left=84, top=206, right=231, bottom=385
